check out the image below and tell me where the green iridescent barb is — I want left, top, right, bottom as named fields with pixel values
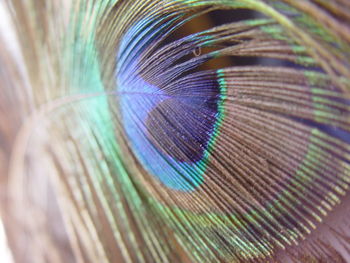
left=1, top=0, right=350, bottom=262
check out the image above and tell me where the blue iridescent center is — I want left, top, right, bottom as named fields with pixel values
left=116, top=19, right=224, bottom=192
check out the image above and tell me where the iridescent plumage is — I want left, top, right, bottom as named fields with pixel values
left=1, top=0, right=350, bottom=262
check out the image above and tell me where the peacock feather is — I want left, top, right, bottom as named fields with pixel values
left=1, top=0, right=350, bottom=262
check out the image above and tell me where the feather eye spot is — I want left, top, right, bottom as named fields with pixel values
left=145, top=96, right=219, bottom=164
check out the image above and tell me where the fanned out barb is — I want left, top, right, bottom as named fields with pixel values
left=1, top=0, right=350, bottom=262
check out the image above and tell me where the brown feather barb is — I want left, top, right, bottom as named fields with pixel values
left=1, top=0, right=350, bottom=262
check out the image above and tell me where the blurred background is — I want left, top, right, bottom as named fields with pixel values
left=0, top=219, right=13, bottom=263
